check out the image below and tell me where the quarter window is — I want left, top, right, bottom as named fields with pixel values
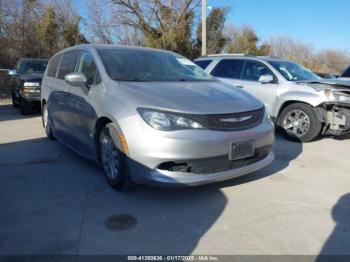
left=194, top=60, right=212, bottom=69
left=57, top=51, right=80, bottom=80
left=76, top=52, right=99, bottom=85
left=211, top=59, right=243, bottom=79
left=241, top=61, right=273, bottom=81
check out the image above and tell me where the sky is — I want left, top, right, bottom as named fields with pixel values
left=73, top=0, right=349, bottom=51
left=209, top=0, right=349, bottom=50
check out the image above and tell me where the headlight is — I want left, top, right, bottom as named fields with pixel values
left=324, top=89, right=350, bottom=103
left=23, top=82, right=40, bottom=87
left=138, top=108, right=204, bottom=131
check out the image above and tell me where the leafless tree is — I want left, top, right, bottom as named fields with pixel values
left=266, top=35, right=350, bottom=74
left=108, top=0, right=200, bottom=57
left=85, top=0, right=144, bottom=45
left=266, top=35, right=314, bottom=66
left=310, top=49, right=350, bottom=75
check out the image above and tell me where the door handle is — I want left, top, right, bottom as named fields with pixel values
left=236, top=85, right=244, bottom=89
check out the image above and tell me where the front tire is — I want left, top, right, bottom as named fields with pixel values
left=12, top=92, right=19, bottom=108
left=42, top=104, right=56, bottom=140
left=99, top=124, right=132, bottom=191
left=278, top=103, right=322, bottom=142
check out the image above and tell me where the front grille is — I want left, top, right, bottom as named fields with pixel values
left=158, top=145, right=272, bottom=175
left=184, top=107, right=265, bottom=131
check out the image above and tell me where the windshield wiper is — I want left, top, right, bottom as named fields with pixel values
left=112, top=78, right=148, bottom=82
left=296, top=80, right=323, bottom=84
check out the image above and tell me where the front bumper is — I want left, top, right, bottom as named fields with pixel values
left=118, top=115, right=275, bottom=187
left=21, top=90, right=41, bottom=102
left=128, top=152, right=274, bottom=187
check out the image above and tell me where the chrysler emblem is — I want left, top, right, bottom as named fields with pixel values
left=221, top=116, right=252, bottom=123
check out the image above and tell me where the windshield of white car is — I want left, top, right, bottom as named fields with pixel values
left=268, top=60, right=321, bottom=82
left=97, top=49, right=215, bottom=82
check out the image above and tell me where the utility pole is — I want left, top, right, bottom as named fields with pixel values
left=201, top=0, right=207, bottom=56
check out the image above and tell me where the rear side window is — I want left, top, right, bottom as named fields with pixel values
left=47, top=54, right=62, bottom=77
left=342, top=67, right=350, bottom=77
left=194, top=60, right=212, bottom=69
left=211, top=59, right=243, bottom=79
left=57, top=51, right=80, bottom=80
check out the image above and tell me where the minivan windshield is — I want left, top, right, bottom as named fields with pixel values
left=19, top=60, right=48, bottom=75
left=268, top=60, right=321, bottom=82
left=98, top=49, right=214, bottom=82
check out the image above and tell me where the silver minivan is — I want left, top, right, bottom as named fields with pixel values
left=41, top=45, right=275, bottom=190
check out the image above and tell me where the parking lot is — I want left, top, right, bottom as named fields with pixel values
left=0, top=100, right=349, bottom=256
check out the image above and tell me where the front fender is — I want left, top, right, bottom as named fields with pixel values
left=273, top=91, right=324, bottom=117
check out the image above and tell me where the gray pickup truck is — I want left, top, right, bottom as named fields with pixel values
left=194, top=55, right=350, bottom=142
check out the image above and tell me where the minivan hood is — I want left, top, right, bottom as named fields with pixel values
left=119, top=81, right=263, bottom=114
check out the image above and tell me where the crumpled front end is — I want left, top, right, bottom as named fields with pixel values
left=319, top=103, right=350, bottom=136
left=317, top=88, right=350, bottom=136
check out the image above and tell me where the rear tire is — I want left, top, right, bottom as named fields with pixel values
left=99, top=124, right=132, bottom=191
left=42, top=104, right=56, bottom=140
left=19, top=99, right=33, bottom=115
left=278, top=103, right=322, bottom=142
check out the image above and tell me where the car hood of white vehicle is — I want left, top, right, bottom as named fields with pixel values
left=298, top=80, right=350, bottom=94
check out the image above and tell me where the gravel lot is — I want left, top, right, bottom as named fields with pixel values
left=0, top=101, right=349, bottom=257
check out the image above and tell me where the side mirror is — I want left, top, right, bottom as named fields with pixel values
left=8, top=69, right=17, bottom=76
left=258, top=74, right=274, bottom=84
left=65, top=72, right=87, bottom=87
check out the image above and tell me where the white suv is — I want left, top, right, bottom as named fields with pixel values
left=194, top=55, right=350, bottom=142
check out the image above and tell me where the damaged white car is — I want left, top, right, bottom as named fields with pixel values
left=194, top=55, right=350, bottom=142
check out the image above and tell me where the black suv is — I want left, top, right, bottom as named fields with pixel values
left=9, top=58, right=48, bottom=114
left=339, top=66, right=350, bottom=81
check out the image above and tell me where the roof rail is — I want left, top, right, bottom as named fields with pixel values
left=257, top=55, right=275, bottom=58
left=206, top=53, right=250, bottom=57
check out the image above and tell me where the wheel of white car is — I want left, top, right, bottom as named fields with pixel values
left=99, top=124, right=132, bottom=191
left=278, top=103, right=322, bottom=142
left=42, top=103, right=56, bottom=140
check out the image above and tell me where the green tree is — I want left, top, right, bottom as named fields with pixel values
left=226, top=25, right=269, bottom=55
left=38, top=6, right=59, bottom=57
left=195, top=8, right=228, bottom=56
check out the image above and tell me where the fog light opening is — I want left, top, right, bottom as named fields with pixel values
left=158, top=161, right=192, bottom=173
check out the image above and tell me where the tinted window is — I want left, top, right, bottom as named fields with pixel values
left=76, top=52, right=99, bottom=85
left=97, top=49, right=213, bottom=82
left=342, top=67, right=350, bottom=77
left=18, top=60, right=48, bottom=75
left=241, top=61, right=273, bottom=81
left=194, top=60, right=212, bottom=69
left=47, top=54, right=62, bottom=77
left=211, top=59, right=243, bottom=79
left=57, top=51, right=80, bottom=80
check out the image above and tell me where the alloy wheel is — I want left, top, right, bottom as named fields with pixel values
left=282, top=109, right=311, bottom=137
left=101, top=134, right=120, bottom=180
left=43, top=106, right=49, bottom=128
